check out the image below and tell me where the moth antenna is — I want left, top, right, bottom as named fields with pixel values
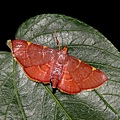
left=54, top=30, right=60, bottom=51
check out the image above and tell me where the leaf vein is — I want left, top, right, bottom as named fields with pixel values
left=13, top=61, right=27, bottom=120
left=94, top=90, right=118, bottom=116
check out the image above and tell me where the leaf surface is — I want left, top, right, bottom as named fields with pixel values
left=0, top=14, right=120, bottom=120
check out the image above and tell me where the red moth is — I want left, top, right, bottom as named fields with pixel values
left=7, top=35, right=108, bottom=94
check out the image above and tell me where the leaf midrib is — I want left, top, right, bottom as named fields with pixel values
left=45, top=85, right=72, bottom=120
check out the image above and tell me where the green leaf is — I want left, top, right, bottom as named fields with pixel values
left=0, top=14, right=120, bottom=120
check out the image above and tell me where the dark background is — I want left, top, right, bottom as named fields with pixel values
left=0, top=1, right=119, bottom=52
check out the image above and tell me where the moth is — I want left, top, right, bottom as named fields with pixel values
left=7, top=34, right=108, bottom=94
